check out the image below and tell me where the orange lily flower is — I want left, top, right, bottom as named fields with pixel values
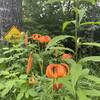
left=39, top=35, right=51, bottom=43
left=46, top=64, right=67, bottom=78
left=53, top=83, right=63, bottom=91
left=62, top=53, right=72, bottom=60
left=61, top=63, right=70, bottom=75
left=32, top=34, right=41, bottom=40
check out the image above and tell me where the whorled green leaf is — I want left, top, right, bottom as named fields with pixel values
left=73, top=7, right=86, bottom=23
left=78, top=9, right=86, bottom=23
left=64, top=59, right=76, bottom=65
left=19, top=74, right=28, bottom=80
left=47, top=0, right=60, bottom=4
left=0, top=71, right=10, bottom=76
left=16, top=92, right=24, bottom=100
left=16, top=84, right=28, bottom=100
left=46, top=35, right=74, bottom=50
left=65, top=96, right=73, bottom=100
left=85, top=75, right=100, bottom=84
left=77, top=90, right=92, bottom=100
left=80, top=22, right=100, bottom=26
left=3, top=48, right=24, bottom=55
left=25, top=91, right=29, bottom=99
left=28, top=89, right=37, bottom=97
left=58, top=78, right=74, bottom=95
left=80, top=0, right=97, bottom=5
left=49, top=47, right=74, bottom=53
left=62, top=20, right=75, bottom=31
left=33, top=53, right=43, bottom=63
left=0, top=83, right=5, bottom=90
left=80, top=42, right=100, bottom=48
left=0, top=58, right=9, bottom=64
left=1, top=80, right=15, bottom=97
left=70, top=63, right=82, bottom=87
left=46, top=0, right=66, bottom=4
left=16, top=79, right=27, bottom=87
left=78, top=56, right=100, bottom=63
left=79, top=68, right=89, bottom=78
left=2, top=47, right=9, bottom=50
left=82, top=89, right=100, bottom=96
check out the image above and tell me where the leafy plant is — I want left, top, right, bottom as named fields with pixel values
left=0, top=0, right=100, bottom=100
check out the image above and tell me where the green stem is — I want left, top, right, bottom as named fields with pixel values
left=75, top=0, right=79, bottom=61
left=74, top=0, right=79, bottom=100
left=39, top=62, right=43, bottom=75
left=40, top=67, right=43, bottom=75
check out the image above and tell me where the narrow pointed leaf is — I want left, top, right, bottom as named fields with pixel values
left=85, top=75, right=100, bottom=84
left=77, top=90, right=92, bottom=100
left=49, top=47, right=74, bottom=53
left=80, top=22, right=100, bottom=26
left=80, top=0, right=97, bottom=5
left=46, top=35, right=74, bottom=49
left=62, top=20, right=75, bottom=31
left=80, top=42, right=100, bottom=48
left=83, top=89, right=100, bottom=96
left=79, top=56, right=100, bottom=63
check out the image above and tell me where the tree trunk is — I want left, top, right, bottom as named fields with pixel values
left=0, top=0, right=22, bottom=37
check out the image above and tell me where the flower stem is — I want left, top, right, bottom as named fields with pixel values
left=75, top=0, right=79, bottom=61
left=74, top=0, right=79, bottom=99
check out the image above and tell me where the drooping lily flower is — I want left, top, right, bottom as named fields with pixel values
left=39, top=35, right=51, bottom=43
left=46, top=64, right=67, bottom=78
left=53, top=83, right=63, bottom=91
left=62, top=53, right=72, bottom=60
left=32, top=34, right=41, bottom=41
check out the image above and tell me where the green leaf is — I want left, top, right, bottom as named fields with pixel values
left=19, top=74, right=28, bottom=80
left=81, top=69, right=89, bottom=75
left=77, top=90, right=92, bottom=100
left=33, top=53, right=43, bottom=63
left=80, top=22, right=100, bottom=26
left=65, top=95, right=73, bottom=100
left=80, top=0, right=97, bottom=5
left=2, top=47, right=9, bottom=50
left=28, top=89, right=37, bottom=97
left=62, top=20, right=75, bottom=31
left=70, top=63, right=82, bottom=87
left=58, top=78, right=74, bottom=95
left=0, top=71, right=10, bottom=76
left=74, top=7, right=86, bottom=23
left=0, top=58, right=9, bottom=64
left=16, top=92, right=24, bottom=100
left=16, top=79, right=26, bottom=87
left=0, top=83, right=5, bottom=90
left=78, top=9, right=86, bottom=23
left=49, top=47, right=74, bottom=53
left=46, top=35, right=74, bottom=49
left=79, top=69, right=89, bottom=78
left=47, top=0, right=60, bottom=3
left=85, top=75, right=100, bottom=84
left=25, top=91, right=29, bottom=99
left=46, top=0, right=66, bottom=4
left=78, top=56, right=100, bottom=63
left=83, top=89, right=100, bottom=96
left=64, top=59, right=76, bottom=65
left=80, top=42, right=100, bottom=48
left=1, top=80, right=15, bottom=97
